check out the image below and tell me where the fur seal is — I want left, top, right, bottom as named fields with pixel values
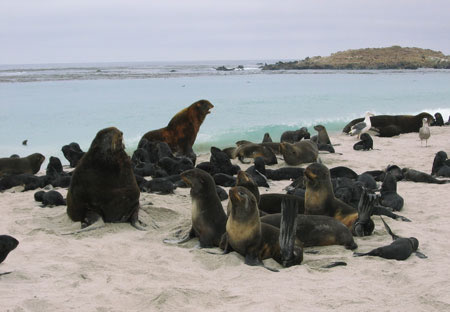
left=164, top=168, right=227, bottom=247
left=280, top=140, right=318, bottom=166
left=61, top=142, right=85, bottom=168
left=380, top=173, right=404, bottom=211
left=34, top=190, right=66, bottom=207
left=226, top=170, right=260, bottom=216
left=304, top=163, right=375, bottom=236
left=0, top=153, right=45, bottom=177
left=280, top=127, right=310, bottom=143
left=260, top=213, right=357, bottom=249
left=343, top=112, right=434, bottom=137
left=354, top=217, right=427, bottom=260
left=0, top=235, right=19, bottom=264
left=262, top=133, right=273, bottom=143
left=402, top=168, right=448, bottom=184
left=430, top=112, right=444, bottom=126
left=139, top=99, right=213, bottom=161
left=66, top=127, right=146, bottom=231
left=220, top=186, right=303, bottom=270
left=232, top=143, right=277, bottom=165
left=431, top=151, right=450, bottom=177
left=353, top=133, right=373, bottom=151
left=259, top=193, right=305, bottom=215
left=313, top=125, right=332, bottom=145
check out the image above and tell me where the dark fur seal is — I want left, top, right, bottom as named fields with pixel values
left=353, top=133, right=373, bottom=151
left=280, top=127, right=310, bottom=143
left=0, top=235, right=19, bottom=264
left=431, top=151, right=450, bottom=178
left=261, top=214, right=357, bottom=249
left=226, top=170, right=260, bottom=216
left=380, top=173, right=404, bottom=211
left=164, top=168, right=227, bottom=247
left=232, top=143, right=277, bottom=165
left=34, top=190, right=66, bottom=206
left=0, top=153, right=45, bottom=177
left=304, top=163, right=375, bottom=236
left=139, top=100, right=213, bottom=160
left=280, top=140, right=318, bottom=166
left=313, top=125, right=332, bottom=145
left=196, top=147, right=240, bottom=176
left=61, top=142, right=85, bottom=168
left=220, top=186, right=303, bottom=270
left=402, top=168, right=448, bottom=184
left=262, top=133, right=273, bottom=143
left=66, top=127, right=146, bottom=231
left=430, top=112, right=444, bottom=126
left=342, top=112, right=434, bottom=137
left=329, top=166, right=359, bottom=180
left=354, top=217, right=427, bottom=260
left=259, top=193, right=305, bottom=215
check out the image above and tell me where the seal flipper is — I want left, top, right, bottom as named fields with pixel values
left=322, top=261, right=347, bottom=268
left=373, top=205, right=411, bottom=222
left=62, top=217, right=106, bottom=235
left=163, top=227, right=195, bottom=244
left=380, top=216, right=399, bottom=240
left=352, top=189, right=376, bottom=237
left=415, top=251, right=428, bottom=259
left=279, top=198, right=302, bottom=267
left=244, top=254, right=279, bottom=272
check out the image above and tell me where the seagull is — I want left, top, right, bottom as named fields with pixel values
left=419, top=117, right=431, bottom=147
left=350, top=112, right=375, bottom=139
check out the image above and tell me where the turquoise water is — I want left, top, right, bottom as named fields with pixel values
left=1, top=64, right=450, bottom=165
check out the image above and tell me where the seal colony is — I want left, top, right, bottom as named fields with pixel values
left=1, top=99, right=450, bottom=310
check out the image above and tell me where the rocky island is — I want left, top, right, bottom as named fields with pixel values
left=262, top=46, right=450, bottom=70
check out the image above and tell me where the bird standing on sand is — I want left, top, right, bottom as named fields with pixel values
left=350, top=112, right=375, bottom=139
left=419, top=117, right=431, bottom=147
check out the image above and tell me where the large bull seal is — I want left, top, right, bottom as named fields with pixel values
left=139, top=100, right=213, bottom=161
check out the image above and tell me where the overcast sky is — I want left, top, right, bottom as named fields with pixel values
left=1, top=0, right=449, bottom=64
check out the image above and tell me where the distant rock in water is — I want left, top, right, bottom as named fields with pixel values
left=262, top=46, right=450, bottom=70
left=215, top=66, right=235, bottom=71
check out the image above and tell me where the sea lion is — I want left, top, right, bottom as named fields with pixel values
left=280, top=127, right=310, bottom=143
left=0, top=153, right=45, bottom=177
left=402, top=168, right=448, bottom=184
left=280, top=140, right=318, bottom=166
left=260, top=214, right=357, bottom=250
left=164, top=168, right=227, bottom=247
left=313, top=125, right=332, bottom=145
left=139, top=99, right=213, bottom=161
left=220, top=186, right=303, bottom=269
left=343, top=112, right=434, bottom=137
left=226, top=170, right=260, bottom=216
left=354, top=217, right=427, bottom=260
left=431, top=151, right=450, bottom=177
left=304, top=163, right=375, bottom=236
left=232, top=143, right=277, bottom=165
left=353, top=133, right=373, bottom=151
left=380, top=173, right=404, bottom=211
left=66, top=127, right=146, bottom=231
left=61, top=142, right=85, bottom=168
left=0, top=235, right=19, bottom=264
left=34, top=190, right=66, bottom=207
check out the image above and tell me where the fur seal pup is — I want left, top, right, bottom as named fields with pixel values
left=34, top=190, right=66, bottom=207
left=431, top=151, right=450, bottom=178
left=262, top=133, right=273, bottom=143
left=280, top=127, right=310, bottom=143
left=343, top=112, right=434, bottom=137
left=329, top=166, right=359, bottom=180
left=66, top=127, right=147, bottom=232
left=354, top=217, right=427, bottom=260
left=313, top=125, right=332, bottom=145
left=419, top=118, right=431, bottom=147
left=304, top=163, right=375, bottom=236
left=226, top=170, right=260, bottom=216
left=196, top=147, right=240, bottom=176
left=164, top=168, right=227, bottom=247
left=402, top=168, right=448, bottom=184
left=353, top=133, right=373, bottom=151
left=380, top=173, right=404, bottom=211
left=139, top=99, right=213, bottom=161
left=220, top=187, right=303, bottom=270
left=259, top=193, right=305, bottom=215
left=0, top=235, right=19, bottom=264
left=280, top=140, right=318, bottom=166
left=430, top=112, right=444, bottom=126
left=260, top=214, right=357, bottom=250
left=0, top=153, right=45, bottom=177
left=61, top=142, right=85, bottom=168
left=232, top=143, right=277, bottom=165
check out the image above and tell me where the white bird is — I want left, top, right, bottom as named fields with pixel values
left=419, top=117, right=431, bottom=147
left=350, top=112, right=375, bottom=139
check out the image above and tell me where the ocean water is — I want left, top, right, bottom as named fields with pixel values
left=1, top=61, right=450, bottom=165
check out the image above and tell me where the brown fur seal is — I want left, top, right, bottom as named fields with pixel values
left=139, top=99, right=213, bottom=159
left=342, top=112, right=434, bottom=137
left=220, top=186, right=303, bottom=270
left=66, top=127, right=146, bottom=232
left=304, top=163, right=375, bottom=236
left=164, top=168, right=227, bottom=247
left=226, top=170, right=260, bottom=216
left=313, top=125, right=331, bottom=145
left=260, top=214, right=357, bottom=250
left=232, top=143, right=277, bottom=165
left=280, top=140, right=318, bottom=166
left=0, top=153, right=45, bottom=177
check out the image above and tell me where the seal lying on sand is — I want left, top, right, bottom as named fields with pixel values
left=232, top=143, right=277, bottom=165
left=402, top=168, right=449, bottom=184
left=139, top=100, right=213, bottom=161
left=0, top=235, right=19, bottom=264
left=353, top=133, right=373, bottom=151
left=431, top=151, right=450, bottom=178
left=280, top=140, right=318, bottom=166
left=342, top=112, right=434, bottom=137
left=66, top=127, right=147, bottom=232
left=280, top=127, right=310, bottom=143
left=220, top=187, right=303, bottom=270
left=0, top=153, right=45, bottom=177
left=164, top=168, right=227, bottom=247
left=354, top=217, right=427, bottom=260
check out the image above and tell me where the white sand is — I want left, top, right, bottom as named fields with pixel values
left=1, top=127, right=450, bottom=312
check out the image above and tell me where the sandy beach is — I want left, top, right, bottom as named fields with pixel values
left=1, top=126, right=450, bottom=312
